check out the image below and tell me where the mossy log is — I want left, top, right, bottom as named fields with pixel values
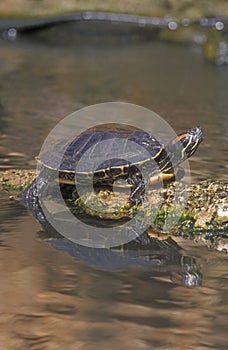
left=1, top=169, right=227, bottom=249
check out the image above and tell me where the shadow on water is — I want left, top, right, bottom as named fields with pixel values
left=0, top=20, right=228, bottom=349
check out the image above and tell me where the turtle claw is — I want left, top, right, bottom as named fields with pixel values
left=129, top=196, right=140, bottom=206
left=129, top=193, right=144, bottom=206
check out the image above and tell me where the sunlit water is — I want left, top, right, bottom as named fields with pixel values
left=0, top=22, right=228, bottom=349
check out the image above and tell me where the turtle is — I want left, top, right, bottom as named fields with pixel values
left=21, top=123, right=203, bottom=205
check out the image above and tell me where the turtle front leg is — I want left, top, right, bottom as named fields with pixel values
left=129, top=180, right=146, bottom=205
left=127, top=167, right=146, bottom=205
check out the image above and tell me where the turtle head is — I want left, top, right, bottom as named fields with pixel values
left=169, top=126, right=203, bottom=161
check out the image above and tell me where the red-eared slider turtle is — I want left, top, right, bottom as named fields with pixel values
left=21, top=124, right=203, bottom=205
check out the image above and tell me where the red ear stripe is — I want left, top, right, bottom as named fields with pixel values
left=172, top=133, right=188, bottom=144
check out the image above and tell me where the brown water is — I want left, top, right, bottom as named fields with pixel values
left=0, top=23, right=228, bottom=349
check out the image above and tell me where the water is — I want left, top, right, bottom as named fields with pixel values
left=0, top=22, right=228, bottom=349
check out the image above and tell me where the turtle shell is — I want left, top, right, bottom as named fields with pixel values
left=39, top=123, right=165, bottom=180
